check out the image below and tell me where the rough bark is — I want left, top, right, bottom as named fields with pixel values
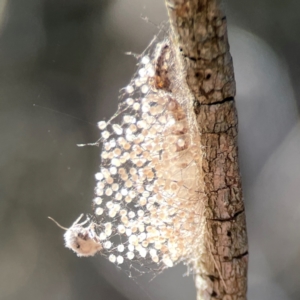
left=164, top=0, right=248, bottom=299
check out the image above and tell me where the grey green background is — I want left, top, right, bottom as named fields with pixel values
left=1, top=0, right=300, bottom=299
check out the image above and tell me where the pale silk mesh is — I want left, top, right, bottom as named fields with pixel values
left=91, top=37, right=205, bottom=274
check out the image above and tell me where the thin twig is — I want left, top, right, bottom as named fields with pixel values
left=164, top=0, right=248, bottom=299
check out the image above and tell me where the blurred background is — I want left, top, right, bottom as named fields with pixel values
left=0, top=0, right=300, bottom=299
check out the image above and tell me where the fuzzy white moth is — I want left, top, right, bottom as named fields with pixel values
left=52, top=36, right=205, bottom=273
left=49, top=215, right=102, bottom=257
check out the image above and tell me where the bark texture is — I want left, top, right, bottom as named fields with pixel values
left=164, top=0, right=248, bottom=299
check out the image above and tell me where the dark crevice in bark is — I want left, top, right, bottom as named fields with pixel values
left=208, top=209, right=245, bottom=222
left=182, top=52, right=227, bottom=62
left=208, top=274, right=217, bottom=282
left=183, top=55, right=197, bottom=62
left=233, top=251, right=249, bottom=260
left=201, top=97, right=235, bottom=106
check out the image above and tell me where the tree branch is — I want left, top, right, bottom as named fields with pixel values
left=164, top=0, right=248, bottom=299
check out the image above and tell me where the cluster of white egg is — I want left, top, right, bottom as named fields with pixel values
left=93, top=43, right=202, bottom=271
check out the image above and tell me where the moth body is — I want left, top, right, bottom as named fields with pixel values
left=49, top=214, right=102, bottom=257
